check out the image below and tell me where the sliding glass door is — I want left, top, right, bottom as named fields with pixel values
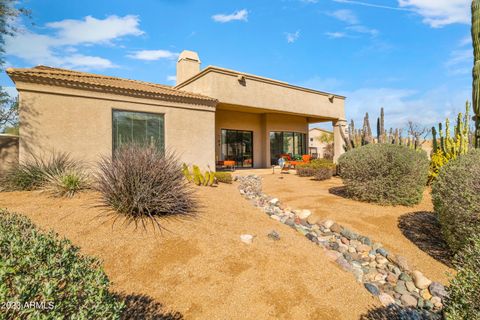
left=270, top=131, right=307, bottom=165
left=221, top=129, right=253, bottom=168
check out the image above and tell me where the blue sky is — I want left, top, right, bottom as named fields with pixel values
left=2, top=0, right=472, bottom=131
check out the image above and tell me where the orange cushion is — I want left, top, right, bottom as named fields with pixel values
left=302, top=155, right=311, bottom=163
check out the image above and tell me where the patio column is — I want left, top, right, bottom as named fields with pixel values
left=333, top=119, right=347, bottom=163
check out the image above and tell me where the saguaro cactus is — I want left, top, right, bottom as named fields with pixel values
left=472, top=0, right=480, bottom=147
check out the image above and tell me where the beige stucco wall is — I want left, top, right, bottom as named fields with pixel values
left=0, top=135, right=19, bottom=174
left=16, top=82, right=216, bottom=170
left=216, top=108, right=308, bottom=168
left=178, top=68, right=346, bottom=121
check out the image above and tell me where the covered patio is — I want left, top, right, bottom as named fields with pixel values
left=176, top=63, right=347, bottom=169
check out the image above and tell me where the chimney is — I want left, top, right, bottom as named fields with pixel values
left=176, top=50, right=201, bottom=85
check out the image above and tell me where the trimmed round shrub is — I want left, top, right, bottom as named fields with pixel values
left=431, top=150, right=480, bottom=253
left=313, top=167, right=334, bottom=181
left=338, top=144, right=429, bottom=206
left=0, top=211, right=124, bottom=319
left=444, top=234, right=480, bottom=320
left=214, top=172, right=233, bottom=184
left=95, top=144, right=197, bottom=226
left=296, top=159, right=336, bottom=177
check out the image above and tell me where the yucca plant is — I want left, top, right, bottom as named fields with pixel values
left=44, top=170, right=89, bottom=197
left=1, top=152, right=83, bottom=191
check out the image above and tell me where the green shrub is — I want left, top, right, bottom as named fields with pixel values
left=95, top=144, right=197, bottom=227
left=313, top=167, right=333, bottom=181
left=431, top=150, right=480, bottom=253
left=0, top=211, right=124, bottom=319
left=296, top=159, right=336, bottom=177
left=338, top=144, right=429, bottom=206
left=214, top=172, right=233, bottom=184
left=296, top=165, right=318, bottom=177
left=44, top=170, right=89, bottom=197
left=444, top=235, right=480, bottom=320
left=1, top=152, right=82, bottom=191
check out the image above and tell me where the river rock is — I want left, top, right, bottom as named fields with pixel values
left=379, top=293, right=396, bottom=306
left=431, top=296, right=442, bottom=308
left=341, top=228, right=358, bottom=240
left=297, top=209, right=312, bottom=219
left=429, top=282, right=448, bottom=299
left=420, top=289, right=432, bottom=300
left=240, top=234, right=254, bottom=244
left=270, top=215, right=281, bottom=221
left=412, top=270, right=432, bottom=289
left=269, top=198, right=280, bottom=206
left=307, top=214, right=320, bottom=225
left=376, top=256, right=388, bottom=265
left=268, top=230, right=280, bottom=241
left=330, top=223, right=343, bottom=233
left=364, top=283, right=380, bottom=296
left=377, top=248, right=388, bottom=257
left=401, top=293, right=417, bottom=307
left=394, top=281, right=408, bottom=295
left=399, top=273, right=412, bottom=282
left=336, top=256, right=353, bottom=272
left=322, top=219, right=335, bottom=229
left=386, top=273, right=398, bottom=284
left=406, top=281, right=416, bottom=293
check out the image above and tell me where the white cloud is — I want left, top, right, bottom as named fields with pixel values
left=127, top=50, right=179, bottom=61
left=62, top=55, right=116, bottom=69
left=446, top=48, right=472, bottom=75
left=45, top=15, right=143, bottom=45
left=212, top=9, right=248, bottom=23
left=285, top=30, right=300, bottom=43
left=329, top=9, right=359, bottom=24
left=327, top=8, right=379, bottom=38
left=398, top=0, right=470, bottom=28
left=325, top=31, right=347, bottom=39
left=5, top=15, right=144, bottom=70
left=167, top=75, right=176, bottom=82
left=346, top=25, right=379, bottom=37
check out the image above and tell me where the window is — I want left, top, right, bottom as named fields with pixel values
left=310, top=138, right=313, bottom=142
left=270, top=131, right=307, bottom=165
left=112, top=110, right=164, bottom=151
left=221, top=129, right=253, bottom=168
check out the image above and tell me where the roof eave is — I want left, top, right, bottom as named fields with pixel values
left=175, top=66, right=347, bottom=100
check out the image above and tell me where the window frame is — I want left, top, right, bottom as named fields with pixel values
left=112, top=109, right=165, bottom=152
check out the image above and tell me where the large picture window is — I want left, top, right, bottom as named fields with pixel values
left=220, top=129, right=253, bottom=168
left=270, top=131, right=307, bottom=165
left=113, top=110, right=165, bottom=151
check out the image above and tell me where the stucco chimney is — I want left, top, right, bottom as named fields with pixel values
left=176, top=50, right=201, bottom=85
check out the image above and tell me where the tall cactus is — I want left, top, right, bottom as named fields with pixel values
left=473, top=0, right=480, bottom=147
left=432, top=126, right=438, bottom=152
left=377, top=107, right=385, bottom=143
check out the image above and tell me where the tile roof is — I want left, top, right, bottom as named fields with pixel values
left=6, top=66, right=217, bottom=106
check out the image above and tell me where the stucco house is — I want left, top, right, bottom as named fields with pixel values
left=308, top=128, right=334, bottom=159
left=6, top=50, right=346, bottom=170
